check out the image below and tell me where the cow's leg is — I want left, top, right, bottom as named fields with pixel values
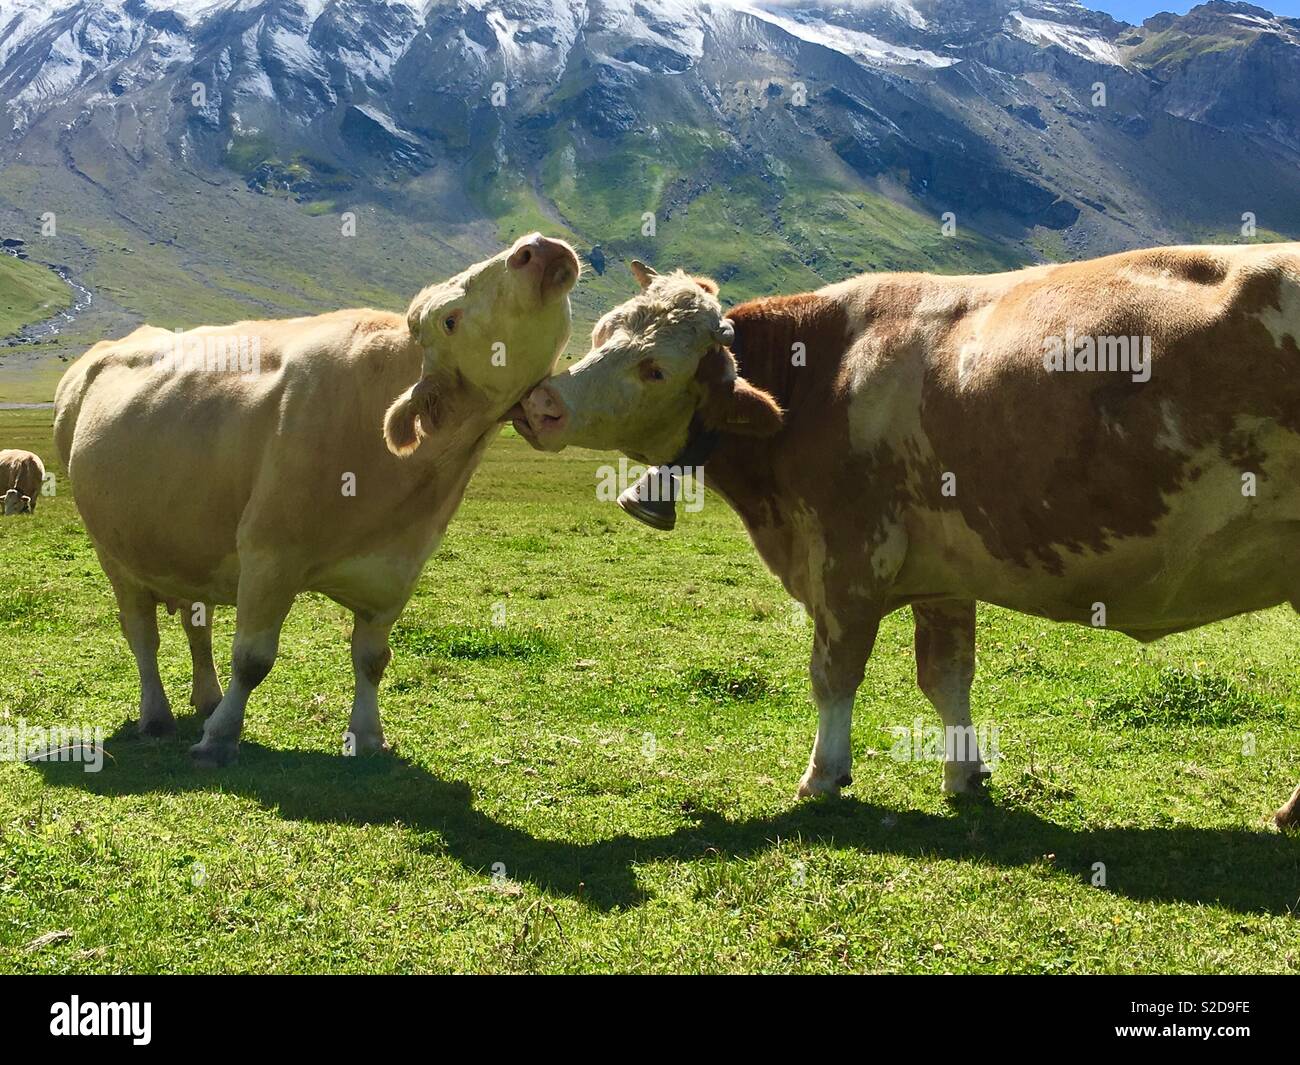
left=180, top=605, right=223, bottom=719
left=797, top=609, right=880, bottom=799
left=1276, top=785, right=1300, bottom=831
left=913, top=599, right=990, bottom=795
left=110, top=579, right=174, bottom=737
left=346, top=613, right=396, bottom=754
left=190, top=575, right=294, bottom=768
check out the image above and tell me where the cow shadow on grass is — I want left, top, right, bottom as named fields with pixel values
left=30, top=721, right=1300, bottom=915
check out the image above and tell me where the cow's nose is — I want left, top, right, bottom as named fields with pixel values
left=508, top=234, right=579, bottom=295
left=507, top=234, right=546, bottom=270
left=522, top=381, right=569, bottom=436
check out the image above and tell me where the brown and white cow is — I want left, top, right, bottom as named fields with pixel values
left=55, top=234, right=579, bottom=766
left=516, top=244, right=1300, bottom=827
left=0, top=449, right=45, bottom=514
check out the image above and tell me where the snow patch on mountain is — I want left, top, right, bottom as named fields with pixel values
left=586, top=0, right=707, bottom=70
left=737, top=2, right=955, bottom=66
left=1009, top=10, right=1122, bottom=64
left=454, top=0, right=589, bottom=74
left=743, top=0, right=929, bottom=31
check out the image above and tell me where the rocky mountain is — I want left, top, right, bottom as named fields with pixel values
left=0, top=0, right=1297, bottom=390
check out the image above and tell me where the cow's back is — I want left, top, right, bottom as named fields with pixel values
left=890, top=243, right=1300, bottom=631
left=53, top=311, right=413, bottom=603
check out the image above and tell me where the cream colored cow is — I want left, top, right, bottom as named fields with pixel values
left=55, top=234, right=579, bottom=766
left=0, top=449, right=44, bottom=513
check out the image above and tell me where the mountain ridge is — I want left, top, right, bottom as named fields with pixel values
left=0, top=0, right=1297, bottom=399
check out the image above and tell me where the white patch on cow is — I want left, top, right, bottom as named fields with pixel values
left=1116, top=264, right=1199, bottom=291
left=870, top=519, right=908, bottom=582
left=1255, top=274, right=1300, bottom=352
left=1154, top=399, right=1187, bottom=453
left=797, top=694, right=854, bottom=798
left=955, top=342, right=981, bottom=387
left=784, top=504, right=842, bottom=643
left=1098, top=409, right=1128, bottom=440
left=844, top=341, right=924, bottom=454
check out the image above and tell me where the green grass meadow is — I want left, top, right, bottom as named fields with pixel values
left=1, top=407, right=1298, bottom=973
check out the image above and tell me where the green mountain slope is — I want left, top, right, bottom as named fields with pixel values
left=0, top=254, right=70, bottom=339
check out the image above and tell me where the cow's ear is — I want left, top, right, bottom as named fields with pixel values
left=692, top=276, right=720, bottom=295
left=629, top=260, right=658, bottom=289
left=696, top=347, right=783, bottom=437
left=384, top=375, right=442, bottom=456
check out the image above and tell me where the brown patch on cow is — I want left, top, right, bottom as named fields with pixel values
left=919, top=258, right=1300, bottom=574
left=724, top=294, right=852, bottom=412
left=1140, top=248, right=1230, bottom=287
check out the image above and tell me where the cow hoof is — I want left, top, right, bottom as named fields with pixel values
left=943, top=762, right=992, bottom=797
left=347, top=732, right=390, bottom=756
left=190, top=693, right=222, bottom=720
left=138, top=714, right=176, bottom=739
left=190, top=739, right=239, bottom=768
left=796, top=769, right=851, bottom=799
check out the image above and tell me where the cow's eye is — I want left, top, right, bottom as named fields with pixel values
left=443, top=315, right=458, bottom=334
left=639, top=360, right=665, bottom=382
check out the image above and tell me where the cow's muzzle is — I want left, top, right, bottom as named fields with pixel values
left=508, top=234, right=580, bottom=301
left=516, top=381, right=569, bottom=450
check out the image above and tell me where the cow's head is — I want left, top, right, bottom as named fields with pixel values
left=514, top=261, right=782, bottom=463
left=385, top=233, right=580, bottom=456
left=3, top=489, right=29, bottom=515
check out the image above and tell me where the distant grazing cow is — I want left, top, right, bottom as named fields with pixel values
left=55, top=234, right=579, bottom=766
left=3, top=488, right=31, bottom=514
left=516, top=245, right=1300, bottom=828
left=0, top=449, right=44, bottom=513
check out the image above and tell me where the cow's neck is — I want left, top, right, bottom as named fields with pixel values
left=389, top=360, right=501, bottom=504
left=703, top=291, right=851, bottom=521
left=413, top=379, right=499, bottom=473
left=724, top=292, right=850, bottom=412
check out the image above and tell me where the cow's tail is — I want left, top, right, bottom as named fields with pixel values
left=52, top=346, right=107, bottom=473
left=53, top=375, right=82, bottom=474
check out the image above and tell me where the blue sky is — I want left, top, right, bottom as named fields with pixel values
left=1090, top=0, right=1300, bottom=22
